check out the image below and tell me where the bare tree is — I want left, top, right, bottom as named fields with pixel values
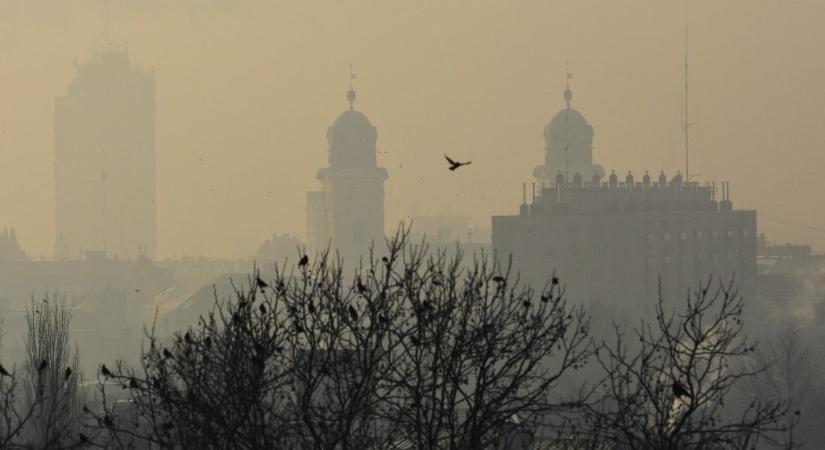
left=376, top=232, right=593, bottom=450
left=579, top=277, right=788, bottom=450
left=22, top=293, right=84, bottom=449
left=743, top=320, right=824, bottom=449
left=93, top=227, right=592, bottom=450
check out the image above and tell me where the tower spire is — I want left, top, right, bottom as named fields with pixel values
left=682, top=21, right=696, bottom=182
left=347, top=64, right=357, bottom=111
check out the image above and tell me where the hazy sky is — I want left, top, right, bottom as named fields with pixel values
left=1, top=0, right=824, bottom=258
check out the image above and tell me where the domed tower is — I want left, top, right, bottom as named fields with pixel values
left=307, top=84, right=388, bottom=262
left=533, top=73, right=604, bottom=185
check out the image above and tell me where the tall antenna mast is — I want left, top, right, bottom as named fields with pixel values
left=682, top=22, right=694, bottom=182
left=101, top=148, right=107, bottom=257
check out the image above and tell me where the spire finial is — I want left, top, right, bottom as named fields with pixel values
left=347, top=64, right=357, bottom=111
left=564, top=62, right=573, bottom=109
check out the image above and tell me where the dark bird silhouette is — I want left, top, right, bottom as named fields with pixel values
left=298, top=255, right=309, bottom=267
left=410, top=336, right=420, bottom=346
left=103, top=415, right=114, bottom=428
left=64, top=367, right=72, bottom=381
left=163, top=348, right=174, bottom=360
left=445, top=154, right=471, bottom=171
left=204, top=336, right=212, bottom=348
left=551, top=276, right=559, bottom=285
left=38, top=360, right=48, bottom=372
left=348, top=305, right=359, bottom=322
left=256, top=276, right=269, bottom=289
left=308, top=302, right=316, bottom=314
left=259, top=303, right=267, bottom=315
left=129, top=377, right=139, bottom=389
left=492, top=275, right=506, bottom=284
left=0, top=365, right=9, bottom=377
left=100, top=364, right=112, bottom=377
left=381, top=256, right=389, bottom=265
left=540, top=294, right=550, bottom=303
left=522, top=299, right=531, bottom=308
left=356, top=278, right=368, bottom=295
left=184, top=332, right=193, bottom=344
left=672, top=381, right=691, bottom=399
left=78, top=432, right=90, bottom=444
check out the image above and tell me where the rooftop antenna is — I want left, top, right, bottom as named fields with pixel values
left=682, top=22, right=697, bottom=182
left=347, top=64, right=357, bottom=111
left=103, top=0, right=112, bottom=49
left=101, top=147, right=107, bottom=257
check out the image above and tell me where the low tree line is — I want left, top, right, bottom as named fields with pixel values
left=0, top=227, right=817, bottom=449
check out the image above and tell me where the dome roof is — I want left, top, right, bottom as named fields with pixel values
left=330, top=109, right=374, bottom=132
left=544, top=108, right=590, bottom=140
left=326, top=108, right=378, bottom=169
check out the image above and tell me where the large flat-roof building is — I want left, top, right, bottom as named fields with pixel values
left=493, top=179, right=757, bottom=304
left=493, top=81, right=756, bottom=306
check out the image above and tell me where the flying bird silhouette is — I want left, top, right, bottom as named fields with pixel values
left=672, top=381, right=691, bottom=399
left=298, top=255, right=309, bottom=267
left=445, top=154, right=471, bottom=171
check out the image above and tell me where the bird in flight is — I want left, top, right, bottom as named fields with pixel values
left=445, top=155, right=471, bottom=171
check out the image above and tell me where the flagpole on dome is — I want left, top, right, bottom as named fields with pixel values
left=348, top=64, right=357, bottom=111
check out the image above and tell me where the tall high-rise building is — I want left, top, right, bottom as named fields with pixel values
left=307, top=86, right=388, bottom=262
left=54, top=47, right=156, bottom=260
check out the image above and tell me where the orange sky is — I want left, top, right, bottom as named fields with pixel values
left=1, top=0, right=824, bottom=258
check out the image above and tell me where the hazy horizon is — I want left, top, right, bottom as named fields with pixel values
left=2, top=0, right=824, bottom=258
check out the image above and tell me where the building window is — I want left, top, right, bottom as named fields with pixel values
left=680, top=232, right=688, bottom=241
left=664, top=232, right=671, bottom=241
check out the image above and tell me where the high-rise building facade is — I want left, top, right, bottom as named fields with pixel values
left=54, top=47, right=156, bottom=260
left=307, top=87, right=388, bottom=262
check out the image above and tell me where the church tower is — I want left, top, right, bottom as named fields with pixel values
left=307, top=83, right=388, bottom=262
left=533, top=72, right=603, bottom=185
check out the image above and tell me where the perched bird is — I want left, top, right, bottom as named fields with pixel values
left=540, top=294, right=551, bottom=303
left=522, top=299, right=531, bottom=308
left=204, top=336, right=212, bottom=348
left=492, top=275, right=506, bottom=284
left=672, top=381, right=691, bottom=399
left=445, top=154, right=472, bottom=171
left=259, top=303, right=267, bottom=315
left=163, top=348, right=174, bottom=360
left=356, top=278, right=368, bottom=295
left=38, top=360, right=48, bottom=372
left=410, top=336, right=420, bottom=346
left=0, top=364, right=10, bottom=377
left=184, top=332, right=193, bottom=344
left=100, top=364, right=113, bottom=377
left=129, top=377, right=139, bottom=389
left=308, top=302, right=316, bottom=314
left=256, top=276, right=269, bottom=290
left=298, top=255, right=309, bottom=267
left=551, top=276, right=559, bottom=286
left=348, top=305, right=359, bottom=322
left=78, top=432, right=90, bottom=444
left=64, top=367, right=72, bottom=381
left=381, top=256, right=389, bottom=265
left=103, top=415, right=114, bottom=428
